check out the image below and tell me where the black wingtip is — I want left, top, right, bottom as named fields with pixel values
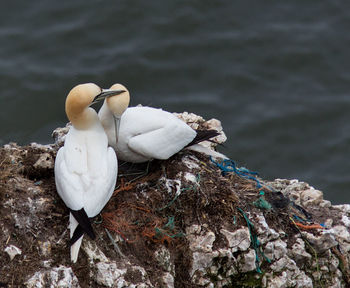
left=186, top=129, right=221, bottom=148
left=70, top=208, right=96, bottom=240
left=69, top=224, right=84, bottom=246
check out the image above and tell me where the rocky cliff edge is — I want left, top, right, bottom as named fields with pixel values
left=0, top=112, right=349, bottom=287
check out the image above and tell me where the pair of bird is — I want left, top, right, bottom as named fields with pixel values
left=54, top=83, right=225, bottom=263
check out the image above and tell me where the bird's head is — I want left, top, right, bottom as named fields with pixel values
left=106, top=83, right=130, bottom=118
left=104, top=83, right=130, bottom=144
left=65, top=83, right=125, bottom=129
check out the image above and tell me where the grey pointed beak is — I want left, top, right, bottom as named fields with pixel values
left=91, top=89, right=125, bottom=105
left=113, top=115, right=121, bottom=144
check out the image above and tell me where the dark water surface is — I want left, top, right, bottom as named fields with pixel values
left=1, top=1, right=350, bottom=204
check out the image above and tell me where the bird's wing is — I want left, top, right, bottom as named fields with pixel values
left=55, top=147, right=84, bottom=211
left=83, top=146, right=117, bottom=217
left=127, top=120, right=196, bottom=160
left=67, top=146, right=117, bottom=249
left=55, top=145, right=95, bottom=240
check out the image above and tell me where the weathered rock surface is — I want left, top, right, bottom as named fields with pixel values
left=0, top=113, right=349, bottom=287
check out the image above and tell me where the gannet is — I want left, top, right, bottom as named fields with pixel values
left=98, top=84, right=227, bottom=163
left=54, top=83, right=125, bottom=263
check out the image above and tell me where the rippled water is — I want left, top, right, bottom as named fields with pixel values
left=1, top=1, right=349, bottom=204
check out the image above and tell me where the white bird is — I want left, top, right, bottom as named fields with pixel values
left=98, top=84, right=227, bottom=163
left=54, top=83, right=125, bottom=262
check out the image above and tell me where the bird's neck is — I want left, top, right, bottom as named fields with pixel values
left=69, top=107, right=100, bottom=130
left=98, top=100, right=114, bottom=130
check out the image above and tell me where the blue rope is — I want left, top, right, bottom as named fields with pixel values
left=164, top=216, right=175, bottom=230
left=210, top=157, right=262, bottom=188
left=238, top=207, right=271, bottom=273
left=292, top=214, right=309, bottom=224
left=154, top=216, right=185, bottom=239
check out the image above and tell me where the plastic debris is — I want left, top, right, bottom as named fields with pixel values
left=253, top=196, right=272, bottom=210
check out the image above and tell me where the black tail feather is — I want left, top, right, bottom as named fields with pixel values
left=69, top=224, right=85, bottom=246
left=185, top=129, right=220, bottom=148
left=70, top=208, right=96, bottom=241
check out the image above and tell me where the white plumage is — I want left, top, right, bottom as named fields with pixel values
left=55, top=124, right=117, bottom=216
left=54, top=83, right=124, bottom=262
left=98, top=83, right=227, bottom=163
left=99, top=105, right=196, bottom=163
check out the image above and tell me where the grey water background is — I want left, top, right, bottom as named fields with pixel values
left=0, top=1, right=349, bottom=204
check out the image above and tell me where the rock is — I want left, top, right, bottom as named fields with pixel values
left=341, top=215, right=350, bottom=227
left=329, top=279, right=344, bottom=288
left=254, top=214, right=280, bottom=244
left=274, top=179, right=309, bottom=205
left=264, top=239, right=287, bottom=261
left=329, top=225, right=350, bottom=252
left=333, top=204, right=350, bottom=214
left=187, top=229, right=216, bottom=253
left=186, top=224, right=201, bottom=235
left=25, top=266, right=80, bottom=288
left=300, top=188, right=323, bottom=206
left=83, top=241, right=109, bottom=263
left=160, top=272, right=174, bottom=288
left=270, top=256, right=290, bottom=272
left=52, top=124, right=71, bottom=146
left=329, top=255, right=340, bottom=272
left=265, top=256, right=313, bottom=288
left=174, top=112, right=227, bottom=150
left=30, top=142, right=54, bottom=151
left=288, top=238, right=312, bottom=262
left=154, top=246, right=174, bottom=273
left=302, top=231, right=338, bottom=253
left=1, top=114, right=350, bottom=287
left=220, top=227, right=250, bottom=252
left=95, top=262, right=152, bottom=287
left=191, top=251, right=219, bottom=278
left=204, top=118, right=227, bottom=144
left=263, top=271, right=288, bottom=288
left=238, top=249, right=257, bottom=272
left=320, top=200, right=332, bottom=208
left=33, top=152, right=54, bottom=169
left=95, top=262, right=127, bottom=287
left=174, top=111, right=204, bottom=130
left=325, top=218, right=334, bottom=228
left=4, top=244, right=22, bottom=260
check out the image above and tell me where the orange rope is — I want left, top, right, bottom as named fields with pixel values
left=293, top=222, right=324, bottom=230
left=113, top=178, right=135, bottom=196
left=128, top=204, right=152, bottom=213
left=141, top=228, right=173, bottom=244
left=102, top=213, right=137, bottom=243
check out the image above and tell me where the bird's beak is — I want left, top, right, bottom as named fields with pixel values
left=113, top=115, right=121, bottom=144
left=91, top=89, right=125, bottom=105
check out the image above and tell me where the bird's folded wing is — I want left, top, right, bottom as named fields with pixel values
left=55, top=148, right=85, bottom=211
left=55, top=147, right=96, bottom=245
left=82, top=147, right=118, bottom=217
left=128, top=123, right=196, bottom=160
